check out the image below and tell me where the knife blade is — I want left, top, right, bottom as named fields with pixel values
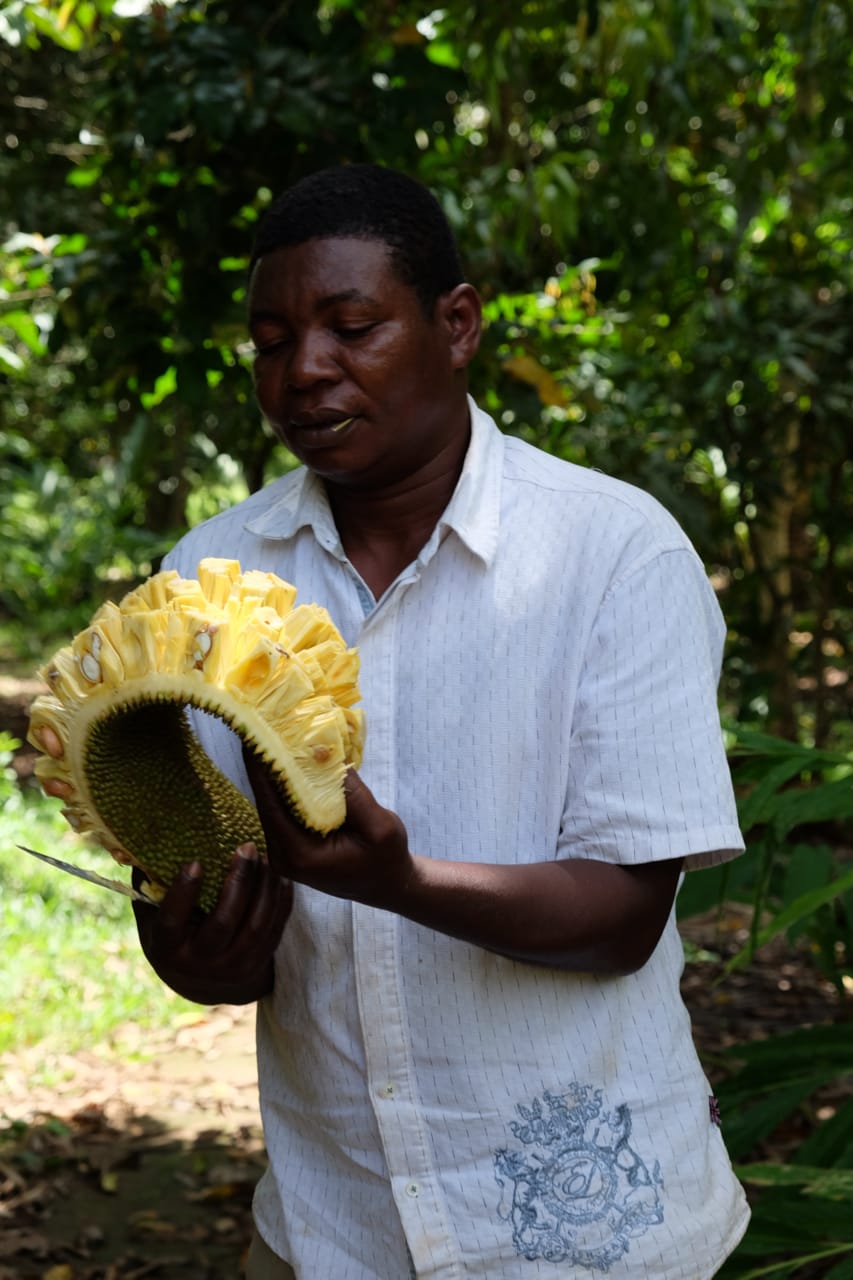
left=15, top=844, right=159, bottom=905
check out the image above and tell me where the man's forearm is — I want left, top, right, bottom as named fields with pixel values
left=381, top=854, right=684, bottom=975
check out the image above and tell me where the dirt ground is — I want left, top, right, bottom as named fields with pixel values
left=3, top=681, right=267, bottom=1279
left=0, top=1004, right=264, bottom=1279
left=1, top=916, right=845, bottom=1280
left=1, top=680, right=848, bottom=1279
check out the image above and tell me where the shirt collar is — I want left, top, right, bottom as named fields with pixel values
left=433, top=396, right=502, bottom=566
left=243, top=395, right=503, bottom=567
left=243, top=467, right=343, bottom=556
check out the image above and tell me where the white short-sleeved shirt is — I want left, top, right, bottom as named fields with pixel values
left=164, top=400, right=750, bottom=1279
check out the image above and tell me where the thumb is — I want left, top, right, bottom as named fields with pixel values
left=343, top=769, right=407, bottom=848
left=342, top=768, right=380, bottom=825
left=243, top=746, right=294, bottom=822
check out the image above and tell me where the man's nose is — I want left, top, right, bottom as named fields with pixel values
left=287, top=332, right=338, bottom=389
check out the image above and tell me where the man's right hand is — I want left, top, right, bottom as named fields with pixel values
left=132, top=842, right=292, bottom=1006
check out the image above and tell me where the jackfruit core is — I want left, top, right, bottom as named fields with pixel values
left=85, top=701, right=268, bottom=911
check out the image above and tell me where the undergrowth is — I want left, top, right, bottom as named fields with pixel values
left=0, top=733, right=198, bottom=1067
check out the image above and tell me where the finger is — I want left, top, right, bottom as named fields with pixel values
left=343, top=769, right=399, bottom=841
left=240, top=865, right=294, bottom=956
left=193, top=844, right=262, bottom=954
left=214, top=842, right=262, bottom=920
left=151, top=861, right=205, bottom=950
left=131, top=895, right=157, bottom=930
left=243, top=746, right=282, bottom=808
left=243, top=752, right=309, bottom=883
left=244, top=749, right=301, bottom=829
left=342, top=767, right=372, bottom=810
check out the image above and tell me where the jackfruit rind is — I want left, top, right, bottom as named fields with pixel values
left=27, top=558, right=365, bottom=910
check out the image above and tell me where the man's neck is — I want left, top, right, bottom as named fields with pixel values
left=325, top=434, right=468, bottom=600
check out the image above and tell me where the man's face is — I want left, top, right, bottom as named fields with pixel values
left=248, top=236, right=477, bottom=491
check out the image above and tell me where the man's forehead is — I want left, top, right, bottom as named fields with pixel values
left=256, top=234, right=393, bottom=273
left=248, top=238, right=418, bottom=322
left=251, top=235, right=396, bottom=292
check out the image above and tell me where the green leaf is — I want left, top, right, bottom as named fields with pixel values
left=783, top=842, right=835, bottom=907
left=748, top=1193, right=853, bottom=1241
left=723, top=865, right=853, bottom=975
left=727, top=1247, right=853, bottom=1280
left=0, top=342, right=25, bottom=373
left=721, top=1024, right=853, bottom=1081
left=824, top=1256, right=853, bottom=1280
left=66, top=166, right=102, bottom=188
left=772, top=779, right=853, bottom=840
left=796, top=1095, right=853, bottom=1169
left=425, top=39, right=461, bottom=68
left=140, top=365, right=177, bottom=409
left=717, top=1074, right=835, bottom=1160
left=731, top=732, right=850, bottom=771
left=736, top=755, right=817, bottom=832
left=736, top=1163, right=853, bottom=1199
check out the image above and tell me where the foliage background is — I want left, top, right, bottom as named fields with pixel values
left=2, top=0, right=850, bottom=748
left=1, top=2, right=851, bottom=1275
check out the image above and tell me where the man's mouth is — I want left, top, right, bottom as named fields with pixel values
left=290, top=412, right=355, bottom=432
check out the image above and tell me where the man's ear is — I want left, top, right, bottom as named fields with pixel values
left=438, top=283, right=482, bottom=370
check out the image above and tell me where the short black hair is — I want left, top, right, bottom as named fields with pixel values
left=250, top=164, right=464, bottom=314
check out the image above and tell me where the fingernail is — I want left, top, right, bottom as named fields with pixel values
left=236, top=842, right=257, bottom=861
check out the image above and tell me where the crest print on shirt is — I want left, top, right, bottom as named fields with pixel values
left=494, top=1085, right=664, bottom=1270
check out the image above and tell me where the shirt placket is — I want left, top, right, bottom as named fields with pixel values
left=352, top=582, right=461, bottom=1280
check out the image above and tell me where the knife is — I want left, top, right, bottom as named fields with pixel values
left=15, top=844, right=159, bottom=905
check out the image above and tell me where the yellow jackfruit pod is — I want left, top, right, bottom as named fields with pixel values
left=235, top=569, right=299, bottom=617
left=162, top=576, right=209, bottom=612
left=27, top=559, right=365, bottom=910
left=343, top=709, right=366, bottom=769
left=33, top=752, right=73, bottom=797
left=89, top=600, right=124, bottom=644
left=225, top=635, right=282, bottom=700
left=254, top=661, right=317, bottom=727
left=196, top=557, right=242, bottom=607
left=281, top=603, right=341, bottom=652
left=71, top=624, right=126, bottom=690
left=42, top=647, right=90, bottom=705
left=121, top=568, right=182, bottom=612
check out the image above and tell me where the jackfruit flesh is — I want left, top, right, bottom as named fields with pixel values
left=27, top=558, right=365, bottom=910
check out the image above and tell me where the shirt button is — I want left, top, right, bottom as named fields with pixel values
left=380, top=1082, right=396, bottom=1099
left=405, top=1182, right=420, bottom=1198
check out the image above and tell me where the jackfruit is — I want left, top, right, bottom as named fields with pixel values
left=27, top=558, right=365, bottom=910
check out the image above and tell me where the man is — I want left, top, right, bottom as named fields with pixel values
left=135, top=164, right=750, bottom=1278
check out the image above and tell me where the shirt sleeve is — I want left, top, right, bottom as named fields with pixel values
left=557, top=546, right=744, bottom=871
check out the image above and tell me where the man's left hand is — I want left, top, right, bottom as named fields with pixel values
left=244, top=750, right=414, bottom=910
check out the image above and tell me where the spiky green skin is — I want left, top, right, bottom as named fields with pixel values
left=85, top=702, right=268, bottom=912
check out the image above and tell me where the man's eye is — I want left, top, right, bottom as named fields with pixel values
left=335, top=324, right=375, bottom=340
left=254, top=338, right=292, bottom=355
